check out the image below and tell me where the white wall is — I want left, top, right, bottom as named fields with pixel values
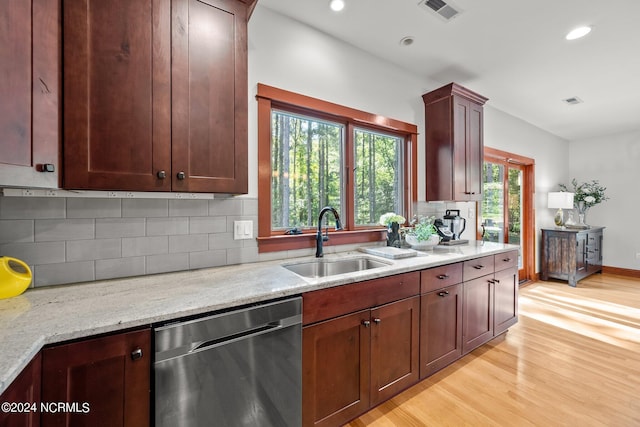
left=569, top=130, right=640, bottom=270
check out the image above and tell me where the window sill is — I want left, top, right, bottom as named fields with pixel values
left=257, top=229, right=387, bottom=253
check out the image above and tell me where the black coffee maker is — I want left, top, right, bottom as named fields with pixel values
left=435, top=209, right=468, bottom=245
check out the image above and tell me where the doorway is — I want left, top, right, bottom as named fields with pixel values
left=478, top=148, right=535, bottom=282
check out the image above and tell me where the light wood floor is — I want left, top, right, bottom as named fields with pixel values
left=348, top=274, right=640, bottom=426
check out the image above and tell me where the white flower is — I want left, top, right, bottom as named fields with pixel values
left=583, top=195, right=596, bottom=203
left=379, top=212, right=405, bottom=226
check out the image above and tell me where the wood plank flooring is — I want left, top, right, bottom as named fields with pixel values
left=348, top=274, right=640, bottom=426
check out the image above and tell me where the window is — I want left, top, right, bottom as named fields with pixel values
left=257, top=84, right=418, bottom=253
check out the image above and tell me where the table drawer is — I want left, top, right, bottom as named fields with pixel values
left=420, top=263, right=463, bottom=293
left=463, top=255, right=495, bottom=281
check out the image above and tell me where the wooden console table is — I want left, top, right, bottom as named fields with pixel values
left=540, top=227, right=604, bottom=287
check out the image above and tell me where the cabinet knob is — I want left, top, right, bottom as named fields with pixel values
left=157, top=170, right=166, bottom=179
left=493, top=279, right=500, bottom=283
left=177, top=171, right=186, bottom=180
left=473, top=265, right=485, bottom=270
left=362, top=320, right=371, bottom=328
left=438, top=291, right=450, bottom=297
left=373, top=318, right=381, bottom=324
left=437, top=274, right=449, bottom=280
left=131, top=348, right=143, bottom=361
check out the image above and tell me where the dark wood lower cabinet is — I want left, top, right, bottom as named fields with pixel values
left=303, top=310, right=370, bottom=427
left=420, top=283, right=463, bottom=378
left=494, top=267, right=518, bottom=335
left=370, top=296, right=420, bottom=406
left=302, top=295, right=420, bottom=427
left=41, top=329, right=151, bottom=427
left=0, top=353, right=42, bottom=427
left=462, top=275, right=495, bottom=354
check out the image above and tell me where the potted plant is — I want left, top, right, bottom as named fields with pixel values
left=405, top=216, right=440, bottom=249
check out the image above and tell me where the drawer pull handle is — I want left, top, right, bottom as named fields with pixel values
left=503, top=258, right=511, bottom=262
left=473, top=265, right=485, bottom=270
left=437, top=274, right=449, bottom=280
left=362, top=320, right=371, bottom=328
left=493, top=279, right=500, bottom=283
left=438, top=291, right=449, bottom=297
left=131, top=348, right=143, bottom=361
left=373, top=318, right=381, bottom=324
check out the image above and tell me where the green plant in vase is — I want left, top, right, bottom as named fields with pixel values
left=558, top=178, right=608, bottom=228
left=405, top=216, right=439, bottom=249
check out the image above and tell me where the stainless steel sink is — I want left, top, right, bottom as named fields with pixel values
left=282, top=257, right=391, bottom=278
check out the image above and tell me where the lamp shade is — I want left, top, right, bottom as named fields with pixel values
left=548, top=192, right=574, bottom=209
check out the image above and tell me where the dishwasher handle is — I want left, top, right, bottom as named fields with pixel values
left=189, top=321, right=282, bottom=354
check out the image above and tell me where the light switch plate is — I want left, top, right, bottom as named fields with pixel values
left=234, top=220, right=253, bottom=240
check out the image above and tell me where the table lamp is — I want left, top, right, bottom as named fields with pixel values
left=548, top=192, right=574, bottom=227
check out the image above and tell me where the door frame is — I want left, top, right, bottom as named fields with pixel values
left=480, top=147, right=535, bottom=283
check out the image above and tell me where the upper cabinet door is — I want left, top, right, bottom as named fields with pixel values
left=423, top=83, right=487, bottom=202
left=171, top=0, right=248, bottom=194
left=63, top=0, right=172, bottom=191
left=0, top=0, right=60, bottom=188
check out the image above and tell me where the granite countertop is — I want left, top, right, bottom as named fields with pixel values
left=0, top=241, right=518, bottom=394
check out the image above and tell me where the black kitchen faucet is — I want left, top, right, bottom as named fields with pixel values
left=316, top=206, right=343, bottom=257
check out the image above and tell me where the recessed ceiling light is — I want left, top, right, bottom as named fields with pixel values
left=329, top=0, right=345, bottom=12
left=399, top=36, right=415, bottom=46
left=566, top=26, right=592, bottom=40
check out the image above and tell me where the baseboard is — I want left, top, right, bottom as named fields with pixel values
left=602, top=265, right=640, bottom=278
left=531, top=266, right=640, bottom=282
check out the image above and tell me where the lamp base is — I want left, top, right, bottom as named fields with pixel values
left=553, top=208, right=564, bottom=227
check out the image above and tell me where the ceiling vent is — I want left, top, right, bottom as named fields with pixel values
left=419, top=0, right=462, bottom=21
left=562, top=96, right=583, bottom=105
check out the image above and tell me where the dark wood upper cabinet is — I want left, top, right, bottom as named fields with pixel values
left=63, top=0, right=171, bottom=192
left=63, top=0, right=248, bottom=193
left=423, top=83, right=488, bottom=202
left=171, top=0, right=248, bottom=193
left=0, top=0, right=60, bottom=188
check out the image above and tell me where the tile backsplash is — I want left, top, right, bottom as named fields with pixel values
left=0, top=196, right=258, bottom=287
left=0, top=196, right=476, bottom=288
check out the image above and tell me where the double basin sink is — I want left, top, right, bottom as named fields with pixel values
left=283, top=256, right=391, bottom=279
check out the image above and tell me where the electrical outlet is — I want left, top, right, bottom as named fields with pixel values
left=22, top=189, right=34, bottom=196
left=45, top=190, right=57, bottom=197
left=636, top=252, right=640, bottom=260
left=468, top=208, right=475, bottom=219
left=126, top=192, right=135, bottom=198
left=108, top=192, right=118, bottom=198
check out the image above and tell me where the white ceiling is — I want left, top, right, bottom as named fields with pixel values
left=259, top=0, right=640, bottom=141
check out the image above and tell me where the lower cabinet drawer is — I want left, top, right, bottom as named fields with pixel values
left=495, top=250, right=518, bottom=272
left=420, top=263, right=463, bottom=293
left=463, top=255, right=495, bottom=281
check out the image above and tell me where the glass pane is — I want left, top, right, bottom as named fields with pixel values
left=271, top=110, right=343, bottom=230
left=353, top=129, right=403, bottom=226
left=508, top=167, right=523, bottom=268
left=481, top=162, right=504, bottom=243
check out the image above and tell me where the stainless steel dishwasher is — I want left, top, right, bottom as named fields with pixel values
left=154, top=297, right=302, bottom=427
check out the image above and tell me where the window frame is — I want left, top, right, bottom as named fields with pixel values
left=256, top=84, right=418, bottom=253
